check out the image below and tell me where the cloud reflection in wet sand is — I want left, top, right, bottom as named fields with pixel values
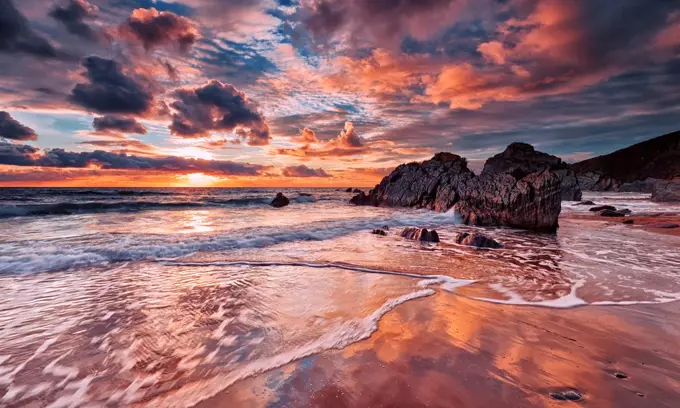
left=198, top=294, right=680, bottom=408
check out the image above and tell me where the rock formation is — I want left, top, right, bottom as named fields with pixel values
left=572, top=130, right=680, bottom=192
left=270, top=193, right=290, bottom=208
left=400, top=227, right=440, bottom=242
left=482, top=143, right=582, bottom=201
left=651, top=180, right=680, bottom=202
left=454, top=232, right=502, bottom=249
left=371, top=229, right=387, bottom=236
left=351, top=145, right=565, bottom=232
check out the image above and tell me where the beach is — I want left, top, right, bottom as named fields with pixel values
left=1, top=188, right=679, bottom=407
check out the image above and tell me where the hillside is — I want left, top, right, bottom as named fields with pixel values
left=571, top=130, right=680, bottom=191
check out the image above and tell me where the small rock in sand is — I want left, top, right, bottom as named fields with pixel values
left=550, top=390, right=583, bottom=401
left=372, top=229, right=387, bottom=236
left=590, top=205, right=617, bottom=212
left=615, top=372, right=628, bottom=379
left=270, top=192, right=290, bottom=208
left=401, top=227, right=440, bottom=243
left=623, top=219, right=634, bottom=225
left=649, top=222, right=680, bottom=229
left=455, top=232, right=502, bottom=249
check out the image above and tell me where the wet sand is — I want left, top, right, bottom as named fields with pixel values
left=565, top=213, right=680, bottom=237
left=194, top=293, right=680, bottom=408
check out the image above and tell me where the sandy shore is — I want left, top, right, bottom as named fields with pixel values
left=193, top=292, right=680, bottom=408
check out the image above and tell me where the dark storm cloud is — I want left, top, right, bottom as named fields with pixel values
left=170, top=80, right=271, bottom=146
left=120, top=7, right=200, bottom=52
left=93, top=115, right=147, bottom=134
left=69, top=56, right=154, bottom=114
left=49, top=0, right=102, bottom=42
left=0, top=111, right=37, bottom=141
left=281, top=164, right=331, bottom=177
left=0, top=0, right=58, bottom=57
left=0, top=140, right=268, bottom=175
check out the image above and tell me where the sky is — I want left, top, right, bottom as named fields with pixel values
left=0, top=0, right=679, bottom=187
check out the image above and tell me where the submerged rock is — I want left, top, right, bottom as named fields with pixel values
left=576, top=200, right=595, bottom=205
left=298, top=192, right=313, bottom=197
left=623, top=219, right=635, bottom=224
left=590, top=205, right=616, bottom=212
left=270, top=193, right=290, bottom=208
left=400, top=227, right=440, bottom=243
left=352, top=188, right=363, bottom=193
left=455, top=232, right=502, bottom=249
left=345, top=188, right=353, bottom=192
left=371, top=229, right=387, bottom=236
left=600, top=209, right=626, bottom=217
left=351, top=145, right=565, bottom=232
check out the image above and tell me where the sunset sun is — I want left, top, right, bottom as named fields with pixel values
left=182, top=172, right=220, bottom=186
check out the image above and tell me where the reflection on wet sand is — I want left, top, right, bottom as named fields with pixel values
left=198, top=293, right=680, bottom=408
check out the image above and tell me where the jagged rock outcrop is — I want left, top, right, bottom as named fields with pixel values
left=351, top=145, right=563, bottom=232
left=482, top=143, right=582, bottom=201
left=369, top=153, right=476, bottom=211
left=400, top=227, right=440, bottom=242
left=572, top=130, right=680, bottom=192
left=455, top=232, right=502, bottom=249
left=270, top=193, right=290, bottom=208
left=652, top=180, right=680, bottom=202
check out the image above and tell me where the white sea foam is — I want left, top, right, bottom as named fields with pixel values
left=0, top=210, right=460, bottom=274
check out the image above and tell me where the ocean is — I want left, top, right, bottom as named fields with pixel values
left=1, top=188, right=680, bottom=406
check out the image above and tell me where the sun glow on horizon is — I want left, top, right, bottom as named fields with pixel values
left=180, top=173, right=222, bottom=186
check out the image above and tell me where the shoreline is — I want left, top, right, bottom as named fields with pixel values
left=192, top=293, right=680, bottom=408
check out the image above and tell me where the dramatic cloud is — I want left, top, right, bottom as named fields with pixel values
left=301, top=0, right=468, bottom=49
left=0, top=111, right=37, bottom=141
left=49, top=0, right=102, bottom=42
left=0, top=141, right=268, bottom=176
left=275, top=122, right=376, bottom=158
left=281, top=164, right=332, bottom=178
left=93, top=115, right=147, bottom=134
left=170, top=80, right=271, bottom=146
left=70, top=56, right=154, bottom=114
left=120, top=8, right=200, bottom=52
left=0, top=0, right=58, bottom=57
left=1, top=0, right=680, bottom=186
left=294, top=128, right=319, bottom=144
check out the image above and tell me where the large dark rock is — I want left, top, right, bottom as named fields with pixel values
left=455, top=232, right=502, bottom=249
left=270, top=193, right=290, bottom=208
left=651, top=180, right=680, bottom=202
left=351, top=146, right=563, bottom=232
left=482, top=143, right=582, bottom=201
left=572, top=130, right=680, bottom=191
left=400, top=227, right=440, bottom=243
left=368, top=152, right=476, bottom=211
